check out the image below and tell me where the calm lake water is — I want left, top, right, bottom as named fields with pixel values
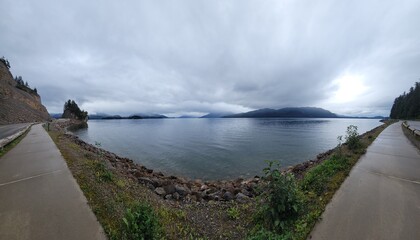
left=73, top=118, right=382, bottom=180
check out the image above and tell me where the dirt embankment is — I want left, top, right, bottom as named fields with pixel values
left=0, top=61, right=50, bottom=124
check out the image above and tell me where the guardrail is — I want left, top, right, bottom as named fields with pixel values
left=0, top=124, right=32, bottom=149
left=402, top=121, right=420, bottom=137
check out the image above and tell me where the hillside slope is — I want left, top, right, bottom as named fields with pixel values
left=0, top=60, right=50, bottom=124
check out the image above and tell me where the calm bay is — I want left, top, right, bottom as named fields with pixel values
left=73, top=118, right=382, bottom=180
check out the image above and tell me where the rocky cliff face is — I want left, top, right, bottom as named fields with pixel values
left=0, top=61, right=50, bottom=124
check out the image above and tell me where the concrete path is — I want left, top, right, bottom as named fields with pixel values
left=0, top=124, right=106, bottom=240
left=309, top=122, right=420, bottom=240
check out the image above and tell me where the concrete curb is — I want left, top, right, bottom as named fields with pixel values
left=402, top=121, right=420, bottom=137
left=0, top=124, right=32, bottom=149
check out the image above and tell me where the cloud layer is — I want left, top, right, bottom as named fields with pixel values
left=1, top=0, right=419, bottom=116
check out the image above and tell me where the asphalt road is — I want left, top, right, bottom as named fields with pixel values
left=0, top=124, right=106, bottom=240
left=0, top=123, right=31, bottom=140
left=309, top=122, right=420, bottom=240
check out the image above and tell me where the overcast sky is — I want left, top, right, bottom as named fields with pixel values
left=1, top=0, right=419, bottom=117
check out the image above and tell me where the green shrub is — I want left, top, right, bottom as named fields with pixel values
left=248, top=227, right=284, bottom=240
left=301, top=155, right=350, bottom=195
left=227, top=206, right=240, bottom=220
left=122, top=203, right=160, bottom=240
left=345, top=125, right=360, bottom=150
left=256, top=161, right=302, bottom=234
left=93, top=161, right=114, bottom=182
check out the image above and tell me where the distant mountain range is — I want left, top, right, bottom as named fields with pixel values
left=50, top=113, right=168, bottom=120
left=50, top=107, right=386, bottom=120
left=200, top=112, right=234, bottom=118
left=224, top=107, right=338, bottom=118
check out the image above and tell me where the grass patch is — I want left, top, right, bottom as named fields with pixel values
left=122, top=202, right=161, bottom=240
left=0, top=127, right=30, bottom=158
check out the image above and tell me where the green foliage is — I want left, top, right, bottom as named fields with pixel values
left=345, top=125, right=360, bottom=150
left=390, top=82, right=420, bottom=119
left=256, top=161, right=302, bottom=234
left=122, top=203, right=161, bottom=240
left=92, top=142, right=113, bottom=182
left=13, top=75, right=38, bottom=95
left=63, top=99, right=88, bottom=120
left=248, top=227, right=284, bottom=240
left=301, top=154, right=350, bottom=195
left=336, top=135, right=343, bottom=156
left=91, top=160, right=113, bottom=182
left=227, top=206, right=240, bottom=220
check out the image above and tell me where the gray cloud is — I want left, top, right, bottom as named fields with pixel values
left=1, top=0, right=419, bottom=117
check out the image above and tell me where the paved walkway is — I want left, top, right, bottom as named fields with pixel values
left=0, top=124, right=106, bottom=240
left=309, top=122, right=420, bottom=240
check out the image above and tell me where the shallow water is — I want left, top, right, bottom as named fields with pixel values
left=73, top=118, right=382, bottom=180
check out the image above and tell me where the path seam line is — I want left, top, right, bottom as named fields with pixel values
left=0, top=169, right=64, bottom=187
left=367, top=150, right=420, bottom=160
left=357, top=167, right=420, bottom=185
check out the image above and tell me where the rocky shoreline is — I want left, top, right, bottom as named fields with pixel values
left=51, top=119, right=382, bottom=203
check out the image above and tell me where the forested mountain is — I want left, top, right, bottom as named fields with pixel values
left=225, top=107, right=337, bottom=118
left=390, top=82, right=420, bottom=119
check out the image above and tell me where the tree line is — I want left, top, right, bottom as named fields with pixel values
left=390, top=82, right=420, bottom=119
left=14, top=76, right=38, bottom=94
left=1, top=56, right=38, bottom=95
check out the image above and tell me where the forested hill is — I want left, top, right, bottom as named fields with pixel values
left=225, top=107, right=337, bottom=118
left=390, top=82, right=420, bottom=119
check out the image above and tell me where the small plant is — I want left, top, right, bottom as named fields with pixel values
left=256, top=161, right=302, bottom=233
left=337, top=135, right=343, bottom=156
left=93, top=160, right=114, bottom=182
left=116, top=179, right=126, bottom=188
left=345, top=125, right=360, bottom=150
left=122, top=203, right=161, bottom=240
left=227, top=206, right=240, bottom=220
left=98, top=169, right=114, bottom=182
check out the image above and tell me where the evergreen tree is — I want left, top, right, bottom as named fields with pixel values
left=63, top=99, right=88, bottom=120
left=390, top=82, right=420, bottom=119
